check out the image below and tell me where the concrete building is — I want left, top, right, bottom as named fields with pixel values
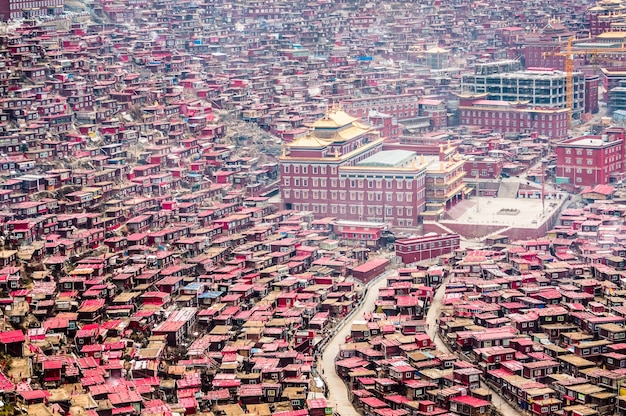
left=602, top=68, right=626, bottom=109
left=461, top=64, right=586, bottom=118
left=609, top=80, right=626, bottom=113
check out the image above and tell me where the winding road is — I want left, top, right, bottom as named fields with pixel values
left=320, top=270, right=394, bottom=416
left=425, top=279, right=522, bottom=416
left=320, top=268, right=522, bottom=416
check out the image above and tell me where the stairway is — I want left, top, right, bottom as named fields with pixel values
left=498, top=181, right=519, bottom=198
left=423, top=220, right=456, bottom=235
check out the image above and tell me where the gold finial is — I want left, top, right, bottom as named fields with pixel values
left=420, top=154, right=425, bottom=165
left=439, top=143, right=444, bottom=153
left=335, top=148, right=340, bottom=158
left=412, top=158, right=417, bottom=169
left=282, top=147, right=287, bottom=157
left=439, top=161, right=444, bottom=170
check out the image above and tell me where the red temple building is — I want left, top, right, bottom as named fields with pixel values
left=555, top=127, right=626, bottom=187
left=457, top=94, right=570, bottom=139
left=279, top=108, right=429, bottom=227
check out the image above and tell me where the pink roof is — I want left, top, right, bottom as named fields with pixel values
left=451, top=395, right=491, bottom=407
left=360, top=397, right=388, bottom=408
left=0, top=330, right=25, bottom=344
left=307, top=398, right=329, bottom=409
left=352, top=258, right=390, bottom=273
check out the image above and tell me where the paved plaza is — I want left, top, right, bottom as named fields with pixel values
left=449, top=196, right=564, bottom=227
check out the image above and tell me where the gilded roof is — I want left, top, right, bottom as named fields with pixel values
left=309, top=109, right=358, bottom=128
left=288, top=134, right=330, bottom=148
left=333, top=125, right=372, bottom=141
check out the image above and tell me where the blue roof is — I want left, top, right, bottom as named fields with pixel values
left=198, top=291, right=224, bottom=299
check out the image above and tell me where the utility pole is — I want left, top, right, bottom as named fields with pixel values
left=475, top=174, right=479, bottom=212
left=541, top=159, right=545, bottom=215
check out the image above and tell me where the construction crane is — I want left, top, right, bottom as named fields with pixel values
left=543, top=37, right=626, bottom=126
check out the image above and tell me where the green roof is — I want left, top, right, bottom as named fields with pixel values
left=356, top=150, right=416, bottom=168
